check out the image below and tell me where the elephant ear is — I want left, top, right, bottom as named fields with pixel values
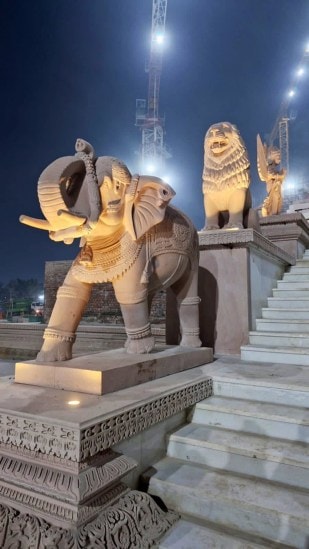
left=124, top=175, right=175, bottom=240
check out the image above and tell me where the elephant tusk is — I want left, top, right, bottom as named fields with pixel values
left=19, top=215, right=52, bottom=230
left=57, top=210, right=87, bottom=226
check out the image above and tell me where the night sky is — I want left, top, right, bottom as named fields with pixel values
left=2, top=0, right=309, bottom=284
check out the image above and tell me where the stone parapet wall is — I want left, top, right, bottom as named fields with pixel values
left=0, top=322, right=165, bottom=359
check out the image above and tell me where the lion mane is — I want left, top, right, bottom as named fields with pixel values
left=202, top=122, right=250, bottom=193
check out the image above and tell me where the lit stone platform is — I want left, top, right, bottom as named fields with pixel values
left=15, top=345, right=213, bottom=395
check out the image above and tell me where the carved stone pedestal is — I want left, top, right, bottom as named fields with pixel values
left=0, top=352, right=213, bottom=547
left=167, top=229, right=293, bottom=355
left=259, top=212, right=309, bottom=260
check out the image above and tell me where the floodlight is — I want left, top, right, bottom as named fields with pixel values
left=155, top=33, right=164, bottom=45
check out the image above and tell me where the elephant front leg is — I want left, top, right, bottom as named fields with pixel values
left=37, top=270, right=92, bottom=362
left=119, top=302, right=155, bottom=354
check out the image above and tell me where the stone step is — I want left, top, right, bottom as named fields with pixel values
left=273, top=288, right=309, bottom=298
left=249, top=330, right=309, bottom=349
left=262, top=308, right=309, bottom=320
left=256, top=318, right=309, bottom=332
left=295, top=259, right=309, bottom=267
left=149, top=458, right=309, bottom=547
left=277, top=280, right=309, bottom=290
left=267, top=297, right=309, bottom=308
left=167, top=423, right=309, bottom=489
left=159, top=519, right=268, bottom=549
left=192, top=396, right=309, bottom=443
left=212, top=365, right=309, bottom=407
left=241, top=344, right=309, bottom=367
left=283, top=272, right=309, bottom=281
left=288, top=266, right=309, bottom=274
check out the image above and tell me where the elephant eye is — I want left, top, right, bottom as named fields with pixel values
left=115, top=181, right=121, bottom=191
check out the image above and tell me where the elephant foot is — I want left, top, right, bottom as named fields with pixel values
left=36, top=328, right=75, bottom=362
left=36, top=340, right=73, bottom=362
left=224, top=221, right=243, bottom=230
left=201, top=224, right=219, bottom=231
left=125, top=323, right=155, bottom=354
left=125, top=335, right=155, bottom=354
left=180, top=334, right=202, bottom=348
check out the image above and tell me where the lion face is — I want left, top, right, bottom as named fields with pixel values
left=203, top=122, right=250, bottom=192
left=204, top=122, right=243, bottom=159
left=205, top=123, right=235, bottom=156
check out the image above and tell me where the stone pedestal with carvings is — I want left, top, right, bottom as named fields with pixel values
left=0, top=353, right=213, bottom=547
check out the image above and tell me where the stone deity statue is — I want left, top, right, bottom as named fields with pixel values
left=257, top=134, right=286, bottom=217
left=20, top=139, right=201, bottom=361
left=201, top=122, right=252, bottom=230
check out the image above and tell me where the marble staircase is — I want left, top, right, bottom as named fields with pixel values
left=241, top=249, right=309, bottom=365
left=149, top=359, right=309, bottom=548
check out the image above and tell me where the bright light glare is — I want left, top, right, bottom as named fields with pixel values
left=296, top=67, right=305, bottom=77
left=38, top=294, right=44, bottom=301
left=284, top=178, right=296, bottom=192
left=288, top=89, right=296, bottom=98
left=68, top=400, right=80, bottom=406
left=305, top=43, right=309, bottom=53
left=155, top=33, right=164, bottom=45
left=146, top=164, right=156, bottom=173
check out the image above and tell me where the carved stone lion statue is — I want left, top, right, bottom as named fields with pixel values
left=201, top=122, right=254, bottom=230
left=20, top=139, right=202, bottom=361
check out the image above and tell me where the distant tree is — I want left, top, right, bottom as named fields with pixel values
left=5, top=279, right=43, bottom=300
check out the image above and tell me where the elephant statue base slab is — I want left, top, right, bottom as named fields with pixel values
left=15, top=345, right=213, bottom=395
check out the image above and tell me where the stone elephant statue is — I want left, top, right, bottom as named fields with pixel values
left=20, top=139, right=201, bottom=360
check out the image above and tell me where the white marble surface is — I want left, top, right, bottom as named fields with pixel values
left=159, top=519, right=266, bottom=549
left=0, top=355, right=307, bottom=428
left=167, top=423, right=309, bottom=488
left=150, top=457, right=309, bottom=547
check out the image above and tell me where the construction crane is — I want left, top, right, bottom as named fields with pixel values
left=268, top=44, right=309, bottom=175
left=135, top=0, right=170, bottom=174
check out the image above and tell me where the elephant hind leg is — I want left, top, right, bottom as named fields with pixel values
left=170, top=263, right=201, bottom=348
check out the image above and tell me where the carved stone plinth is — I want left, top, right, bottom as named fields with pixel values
left=259, top=212, right=309, bottom=260
left=0, top=490, right=178, bottom=548
left=15, top=346, right=213, bottom=395
left=0, top=362, right=212, bottom=545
